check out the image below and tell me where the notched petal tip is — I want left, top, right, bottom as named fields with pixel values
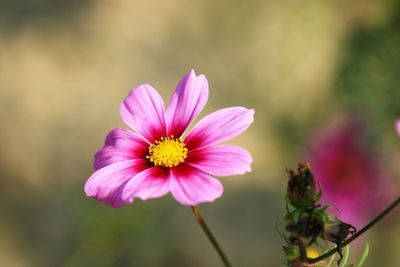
left=166, top=69, right=209, bottom=138
left=243, top=108, right=255, bottom=125
left=119, top=84, right=166, bottom=143
left=188, top=68, right=196, bottom=76
left=188, top=69, right=203, bottom=77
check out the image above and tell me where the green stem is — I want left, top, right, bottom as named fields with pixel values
left=191, top=206, right=232, bottom=267
left=309, top=195, right=400, bottom=264
left=298, top=242, right=308, bottom=261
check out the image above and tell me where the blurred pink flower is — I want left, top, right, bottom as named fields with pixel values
left=85, top=70, right=254, bottom=207
left=396, top=119, right=400, bottom=136
left=306, top=116, right=389, bottom=228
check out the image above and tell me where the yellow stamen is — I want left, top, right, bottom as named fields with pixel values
left=306, top=248, right=320, bottom=259
left=146, top=135, right=188, bottom=168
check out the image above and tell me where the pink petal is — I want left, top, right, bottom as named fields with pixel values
left=396, top=119, right=400, bottom=136
left=84, top=160, right=148, bottom=208
left=121, top=167, right=171, bottom=204
left=120, top=84, right=166, bottom=143
left=94, top=128, right=149, bottom=170
left=184, top=107, right=255, bottom=150
left=166, top=69, right=209, bottom=138
left=170, top=164, right=224, bottom=206
left=186, top=145, right=252, bottom=176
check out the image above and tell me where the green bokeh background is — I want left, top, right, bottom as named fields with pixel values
left=0, top=1, right=399, bottom=266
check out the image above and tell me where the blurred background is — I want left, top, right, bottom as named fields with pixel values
left=1, top=0, right=400, bottom=266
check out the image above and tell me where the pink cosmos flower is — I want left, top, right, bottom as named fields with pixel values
left=306, top=115, right=389, bottom=228
left=84, top=70, right=254, bottom=208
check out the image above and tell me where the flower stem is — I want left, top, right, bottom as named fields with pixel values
left=191, top=206, right=232, bottom=267
left=308, top=195, right=400, bottom=264
left=298, top=242, right=308, bottom=261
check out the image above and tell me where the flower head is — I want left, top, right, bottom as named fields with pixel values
left=84, top=70, right=254, bottom=207
left=306, top=115, right=387, bottom=228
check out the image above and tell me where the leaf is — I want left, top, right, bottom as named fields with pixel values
left=341, top=245, right=350, bottom=266
left=356, top=242, right=370, bottom=267
left=328, top=253, right=336, bottom=265
left=275, top=223, right=290, bottom=246
left=285, top=202, right=290, bottom=214
left=275, top=223, right=285, bottom=239
left=293, top=209, right=302, bottom=223
left=319, top=205, right=342, bottom=215
left=314, top=183, right=323, bottom=202
left=319, top=212, right=329, bottom=223
left=285, top=193, right=292, bottom=207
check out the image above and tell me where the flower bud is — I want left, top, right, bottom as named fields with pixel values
left=286, top=215, right=325, bottom=247
left=324, top=221, right=356, bottom=245
left=287, top=162, right=317, bottom=208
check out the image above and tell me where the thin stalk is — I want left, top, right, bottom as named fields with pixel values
left=191, top=206, right=232, bottom=267
left=309, top=196, right=400, bottom=264
left=298, top=242, right=308, bottom=261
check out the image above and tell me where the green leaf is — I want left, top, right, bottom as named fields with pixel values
left=341, top=245, right=350, bottom=266
left=285, top=193, right=292, bottom=207
left=285, top=202, right=290, bottom=214
left=319, top=205, right=341, bottom=215
left=356, top=242, right=370, bottom=267
left=328, top=252, right=336, bottom=265
left=314, top=183, right=323, bottom=202
left=294, top=209, right=303, bottom=223
left=283, top=246, right=298, bottom=260
left=275, top=223, right=290, bottom=246
left=319, top=212, right=328, bottom=223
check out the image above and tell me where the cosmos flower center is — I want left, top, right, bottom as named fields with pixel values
left=147, top=136, right=188, bottom=168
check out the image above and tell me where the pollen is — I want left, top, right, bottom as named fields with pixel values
left=306, top=248, right=320, bottom=259
left=146, top=136, right=188, bottom=168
